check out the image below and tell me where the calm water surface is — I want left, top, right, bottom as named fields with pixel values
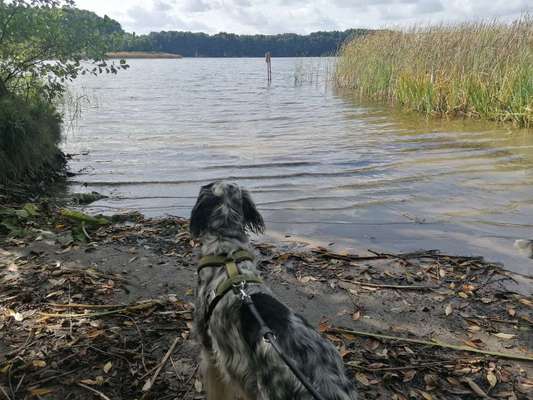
left=63, top=58, right=533, bottom=277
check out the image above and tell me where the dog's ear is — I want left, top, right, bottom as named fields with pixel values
left=242, top=189, right=265, bottom=234
left=190, top=184, right=219, bottom=238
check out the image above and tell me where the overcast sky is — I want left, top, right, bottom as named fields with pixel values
left=75, top=0, right=532, bottom=35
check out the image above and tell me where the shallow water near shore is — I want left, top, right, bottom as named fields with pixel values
left=63, top=58, right=533, bottom=278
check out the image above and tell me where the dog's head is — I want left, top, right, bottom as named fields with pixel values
left=190, top=181, right=264, bottom=239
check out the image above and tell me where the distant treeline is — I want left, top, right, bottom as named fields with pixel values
left=118, top=29, right=370, bottom=57
left=3, top=6, right=369, bottom=57
left=32, top=7, right=369, bottom=57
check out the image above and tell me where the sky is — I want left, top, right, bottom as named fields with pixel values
left=74, top=0, right=532, bottom=35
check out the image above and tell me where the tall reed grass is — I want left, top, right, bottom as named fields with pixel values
left=335, top=17, right=532, bottom=127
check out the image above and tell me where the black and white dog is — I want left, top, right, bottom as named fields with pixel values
left=190, top=181, right=357, bottom=400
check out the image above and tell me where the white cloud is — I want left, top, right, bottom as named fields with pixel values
left=74, top=0, right=533, bottom=34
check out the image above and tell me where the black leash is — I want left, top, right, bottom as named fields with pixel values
left=235, top=283, right=328, bottom=400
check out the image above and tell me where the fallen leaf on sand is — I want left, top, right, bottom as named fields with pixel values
left=417, top=389, right=433, bottom=400
left=30, top=388, right=54, bottom=396
left=103, top=361, right=112, bottom=373
left=494, top=332, right=516, bottom=340
left=299, top=276, right=317, bottom=283
left=32, top=360, right=46, bottom=368
left=486, top=371, right=497, bottom=388
left=356, top=372, right=370, bottom=386
left=194, top=379, right=203, bottom=393
left=463, top=377, right=489, bottom=398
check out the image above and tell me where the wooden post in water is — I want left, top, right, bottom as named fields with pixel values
left=265, top=51, right=272, bottom=83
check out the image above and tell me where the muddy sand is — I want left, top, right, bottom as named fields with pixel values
left=1, top=206, right=532, bottom=399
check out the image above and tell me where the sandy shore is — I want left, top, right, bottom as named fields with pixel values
left=1, top=206, right=532, bottom=399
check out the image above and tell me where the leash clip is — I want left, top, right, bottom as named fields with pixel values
left=234, top=281, right=249, bottom=300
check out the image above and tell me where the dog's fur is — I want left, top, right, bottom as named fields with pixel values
left=190, top=181, right=358, bottom=400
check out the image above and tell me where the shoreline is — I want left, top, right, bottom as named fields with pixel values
left=105, top=51, right=183, bottom=59
left=1, top=204, right=532, bottom=398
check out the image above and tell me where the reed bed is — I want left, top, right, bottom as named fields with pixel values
left=335, top=17, right=532, bottom=127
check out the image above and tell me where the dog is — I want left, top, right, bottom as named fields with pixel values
left=190, top=181, right=358, bottom=400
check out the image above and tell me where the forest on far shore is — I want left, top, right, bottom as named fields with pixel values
left=120, top=29, right=370, bottom=57
left=26, top=7, right=370, bottom=57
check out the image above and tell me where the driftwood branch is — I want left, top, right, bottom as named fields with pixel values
left=339, top=278, right=438, bottom=290
left=327, top=327, right=533, bottom=362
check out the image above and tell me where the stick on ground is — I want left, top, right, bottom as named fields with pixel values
left=77, top=383, right=112, bottom=400
left=327, top=327, right=533, bottom=362
left=142, top=336, right=180, bottom=392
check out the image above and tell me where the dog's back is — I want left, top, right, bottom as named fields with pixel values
left=190, top=181, right=357, bottom=400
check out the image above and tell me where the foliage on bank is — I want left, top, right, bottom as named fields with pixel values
left=335, top=18, right=533, bottom=127
left=0, top=94, right=63, bottom=185
left=0, top=0, right=127, bottom=188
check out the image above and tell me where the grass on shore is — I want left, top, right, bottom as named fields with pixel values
left=335, top=17, right=532, bottom=127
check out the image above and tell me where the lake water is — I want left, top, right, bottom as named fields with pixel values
left=63, top=58, right=533, bottom=277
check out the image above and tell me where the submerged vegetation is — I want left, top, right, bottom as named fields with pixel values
left=335, top=17, right=533, bottom=127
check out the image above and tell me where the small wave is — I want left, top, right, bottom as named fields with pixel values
left=202, top=161, right=318, bottom=170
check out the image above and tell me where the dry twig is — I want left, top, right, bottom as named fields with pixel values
left=77, top=383, right=112, bottom=400
left=142, top=336, right=180, bottom=392
left=328, top=327, right=533, bottom=362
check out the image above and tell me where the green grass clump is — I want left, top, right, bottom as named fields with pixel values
left=0, top=94, right=63, bottom=185
left=335, top=17, right=533, bottom=127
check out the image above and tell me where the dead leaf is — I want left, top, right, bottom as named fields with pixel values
left=445, top=303, right=453, bottom=316
left=29, top=388, right=54, bottom=396
left=318, top=320, right=330, bottom=333
left=194, top=378, right=203, bottom=392
left=458, top=291, right=469, bottom=299
left=518, top=298, right=532, bottom=307
left=402, top=370, right=416, bottom=382
left=298, top=276, right=317, bottom=284
left=103, top=361, right=112, bottom=373
left=464, top=338, right=485, bottom=349
left=85, top=376, right=104, bottom=386
left=367, top=363, right=387, bottom=369
left=340, top=348, right=352, bottom=359
left=494, top=333, right=516, bottom=340
left=142, top=379, right=152, bottom=392
left=7, top=309, right=24, bottom=321
left=355, top=372, right=370, bottom=386
left=487, top=371, right=497, bottom=389
left=417, top=389, right=433, bottom=400
left=363, top=339, right=380, bottom=352
left=507, top=308, right=516, bottom=317
left=463, top=377, right=489, bottom=398
left=352, top=311, right=361, bottom=321
left=32, top=360, right=46, bottom=368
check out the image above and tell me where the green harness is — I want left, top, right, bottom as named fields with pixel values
left=198, top=250, right=263, bottom=323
